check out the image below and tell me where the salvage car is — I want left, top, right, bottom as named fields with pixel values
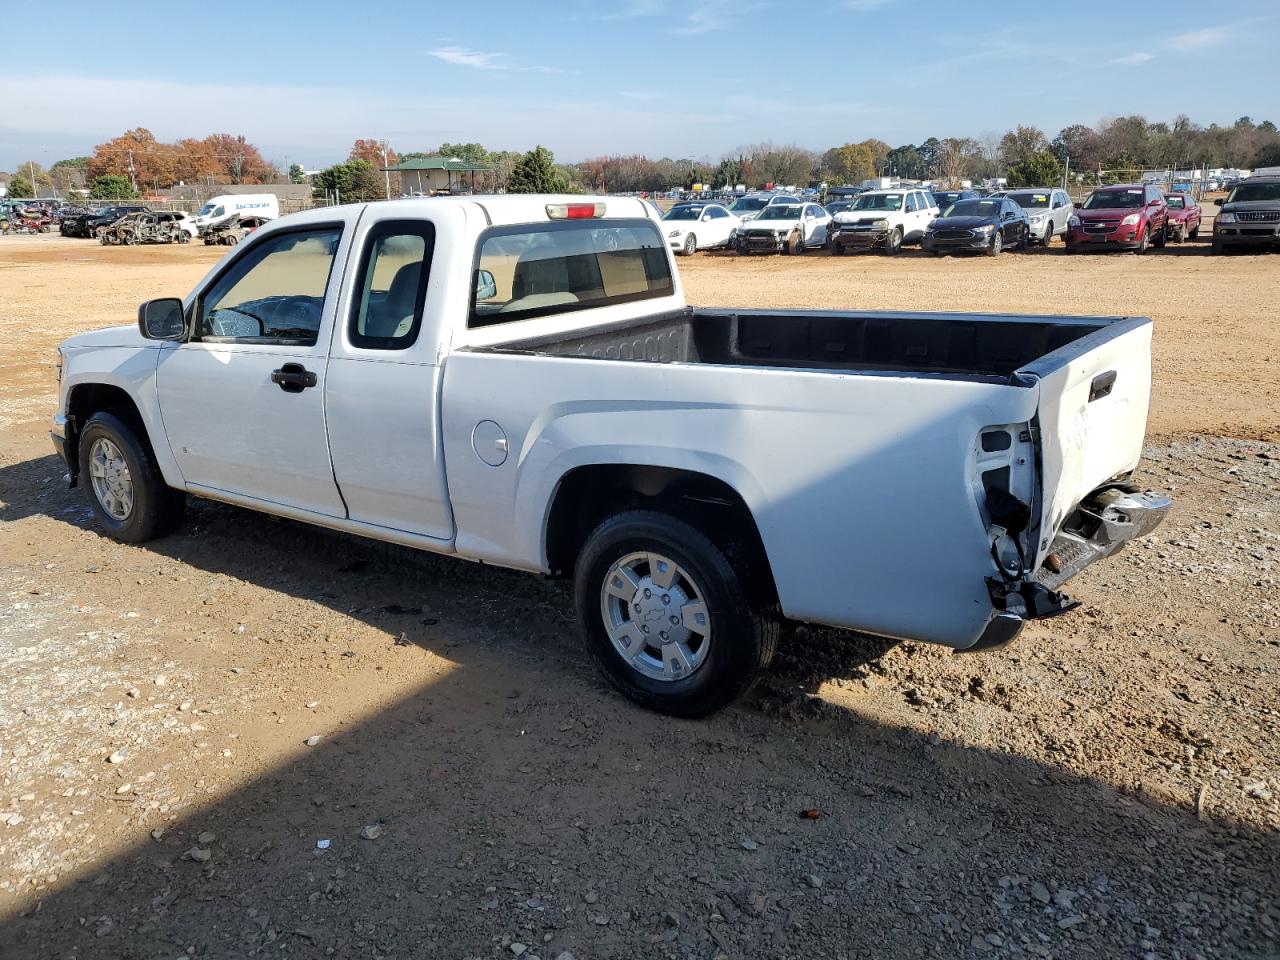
left=922, top=197, right=1029, bottom=256
left=727, top=194, right=771, bottom=225
left=50, top=195, right=1171, bottom=716
left=61, top=205, right=148, bottom=239
left=1212, top=175, right=1280, bottom=254
left=662, top=202, right=740, bottom=255
left=736, top=202, right=831, bottom=254
left=1163, top=194, right=1201, bottom=242
left=828, top=188, right=938, bottom=254
left=1065, top=185, right=1168, bottom=254
left=1000, top=188, right=1073, bottom=245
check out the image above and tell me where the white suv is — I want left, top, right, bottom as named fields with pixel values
left=828, top=188, right=939, bottom=254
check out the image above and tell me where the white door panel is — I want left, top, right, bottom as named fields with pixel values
left=157, top=342, right=345, bottom=516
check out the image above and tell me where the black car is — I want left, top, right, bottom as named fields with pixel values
left=930, top=189, right=981, bottom=210
left=61, top=205, right=147, bottom=238
left=923, top=197, right=1029, bottom=256
left=1212, top=175, right=1280, bottom=254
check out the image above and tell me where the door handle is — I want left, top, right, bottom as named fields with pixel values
left=270, top=363, right=317, bottom=393
left=1089, top=370, right=1117, bottom=402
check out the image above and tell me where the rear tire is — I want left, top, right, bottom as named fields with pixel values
left=1189, top=223, right=1200, bottom=240
left=1152, top=223, right=1167, bottom=249
left=574, top=510, right=778, bottom=718
left=683, top=234, right=697, bottom=256
left=78, top=412, right=185, bottom=543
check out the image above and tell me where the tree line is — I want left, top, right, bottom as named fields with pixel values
left=7, top=113, right=1278, bottom=201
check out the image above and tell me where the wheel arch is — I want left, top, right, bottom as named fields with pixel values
left=543, top=463, right=778, bottom=603
left=65, top=382, right=163, bottom=487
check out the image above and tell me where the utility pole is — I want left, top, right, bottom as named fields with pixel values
left=28, top=160, right=39, bottom=197
left=381, top=140, right=391, bottom=200
left=126, top=150, right=137, bottom=193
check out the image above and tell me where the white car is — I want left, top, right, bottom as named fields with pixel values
left=736, top=202, right=831, bottom=254
left=999, top=188, right=1074, bottom=245
left=828, top=188, right=939, bottom=254
left=662, top=202, right=740, bottom=255
left=51, top=194, right=1170, bottom=717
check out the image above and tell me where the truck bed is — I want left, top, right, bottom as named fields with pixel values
left=473, top=307, right=1124, bottom=381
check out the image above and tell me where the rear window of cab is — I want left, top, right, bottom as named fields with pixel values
left=470, top=219, right=673, bottom=328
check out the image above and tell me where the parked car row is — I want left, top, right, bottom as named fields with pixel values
left=661, top=180, right=1267, bottom=259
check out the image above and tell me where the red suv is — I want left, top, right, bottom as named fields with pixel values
left=1065, top=184, right=1168, bottom=253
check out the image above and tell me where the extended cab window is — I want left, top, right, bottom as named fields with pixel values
left=470, top=219, right=672, bottom=328
left=350, top=221, right=435, bottom=349
left=196, top=227, right=341, bottom=345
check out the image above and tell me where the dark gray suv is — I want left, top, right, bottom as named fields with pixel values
left=1213, top=176, right=1280, bottom=254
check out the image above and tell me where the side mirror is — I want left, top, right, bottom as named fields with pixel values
left=474, top=270, right=498, bottom=302
left=138, top=298, right=185, bottom=340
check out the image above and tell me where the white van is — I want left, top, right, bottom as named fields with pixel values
left=191, top=193, right=280, bottom=233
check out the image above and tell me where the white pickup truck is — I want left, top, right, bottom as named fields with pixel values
left=51, top=195, right=1171, bottom=716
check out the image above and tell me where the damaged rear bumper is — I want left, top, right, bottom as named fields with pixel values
left=969, top=487, right=1172, bottom=651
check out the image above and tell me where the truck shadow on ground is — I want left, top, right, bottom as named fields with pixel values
left=1, top=452, right=1277, bottom=959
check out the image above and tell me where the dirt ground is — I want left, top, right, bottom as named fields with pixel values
left=0, top=234, right=1276, bottom=960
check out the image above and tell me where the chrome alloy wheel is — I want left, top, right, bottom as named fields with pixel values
left=600, top=551, right=711, bottom=682
left=88, top=437, right=134, bottom=521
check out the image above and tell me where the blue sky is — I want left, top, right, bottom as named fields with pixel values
left=1, top=0, right=1276, bottom=171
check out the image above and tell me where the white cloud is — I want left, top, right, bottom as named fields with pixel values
left=1111, top=51, right=1153, bottom=66
left=1166, top=25, right=1233, bottom=50
left=428, top=45, right=563, bottom=74
left=673, top=2, right=727, bottom=35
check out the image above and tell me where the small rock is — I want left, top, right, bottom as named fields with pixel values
left=197, top=831, right=215, bottom=845
left=361, top=824, right=383, bottom=840
left=304, top=736, right=322, bottom=747
left=125, top=688, right=140, bottom=699
left=178, top=702, right=192, bottom=712
left=150, top=828, right=165, bottom=841
left=115, top=783, right=132, bottom=794
left=806, top=874, right=823, bottom=889
left=592, top=915, right=609, bottom=925
left=1030, top=882, right=1051, bottom=904
left=306, top=701, right=320, bottom=709
left=510, top=944, right=527, bottom=956
left=1057, top=915, right=1085, bottom=929
left=555, top=953, right=576, bottom=960
left=186, top=847, right=211, bottom=863
left=662, top=910, right=680, bottom=928
left=1053, top=889, right=1075, bottom=910
left=583, top=891, right=599, bottom=904
left=107, top=749, right=128, bottom=764
left=741, top=839, right=758, bottom=851
left=154, top=675, right=168, bottom=687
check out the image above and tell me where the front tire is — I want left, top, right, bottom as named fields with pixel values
left=78, top=412, right=185, bottom=543
left=683, top=234, right=697, bottom=256
left=1134, top=227, right=1149, bottom=255
left=574, top=510, right=778, bottom=717
left=1152, top=223, right=1167, bottom=249
left=881, top=226, right=903, bottom=255
left=986, top=230, right=1003, bottom=257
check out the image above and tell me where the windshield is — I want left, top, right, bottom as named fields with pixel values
left=943, top=199, right=1002, bottom=218
left=730, top=197, right=768, bottom=213
left=1227, top=181, right=1280, bottom=203
left=933, top=192, right=965, bottom=205
left=1007, top=192, right=1051, bottom=209
left=851, top=193, right=903, bottom=211
left=1165, top=196, right=1185, bottom=209
left=1082, top=189, right=1144, bottom=210
left=198, top=202, right=216, bottom=217
left=664, top=206, right=704, bottom=221
left=757, top=205, right=801, bottom=221
left=826, top=201, right=857, bottom=215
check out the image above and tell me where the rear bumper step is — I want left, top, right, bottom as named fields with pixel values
left=967, top=487, right=1172, bottom=653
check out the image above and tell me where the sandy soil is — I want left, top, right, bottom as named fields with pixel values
left=0, top=233, right=1276, bottom=959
